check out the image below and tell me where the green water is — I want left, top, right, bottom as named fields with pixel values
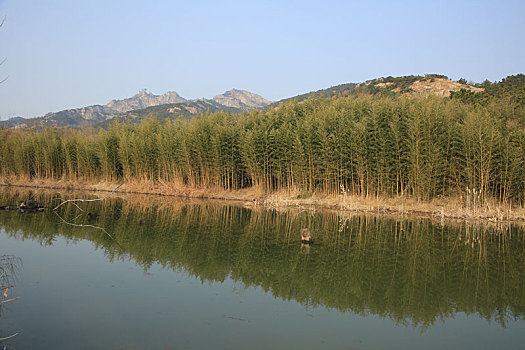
left=0, top=190, right=524, bottom=349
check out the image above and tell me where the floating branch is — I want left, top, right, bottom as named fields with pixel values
left=0, top=332, right=19, bottom=341
left=53, top=211, right=116, bottom=241
left=53, top=183, right=124, bottom=211
left=0, top=297, right=18, bottom=304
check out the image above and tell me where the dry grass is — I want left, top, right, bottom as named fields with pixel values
left=1, top=177, right=523, bottom=223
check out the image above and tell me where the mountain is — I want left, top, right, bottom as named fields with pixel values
left=100, top=99, right=244, bottom=128
left=213, top=89, right=271, bottom=109
left=99, top=89, right=271, bottom=127
left=106, top=89, right=186, bottom=112
left=0, top=88, right=271, bottom=129
left=1, top=89, right=187, bottom=129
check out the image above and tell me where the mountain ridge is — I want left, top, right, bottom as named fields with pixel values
left=1, top=88, right=270, bottom=129
left=2, top=74, right=515, bottom=130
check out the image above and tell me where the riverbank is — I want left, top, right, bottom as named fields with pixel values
left=1, top=176, right=524, bottom=223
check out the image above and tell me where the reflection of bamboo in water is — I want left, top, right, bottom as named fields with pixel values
left=0, top=255, right=21, bottom=344
left=1, top=189, right=525, bottom=327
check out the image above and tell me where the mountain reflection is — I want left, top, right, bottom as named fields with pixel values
left=0, top=190, right=524, bottom=328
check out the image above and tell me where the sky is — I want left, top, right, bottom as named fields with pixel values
left=0, top=0, right=524, bottom=119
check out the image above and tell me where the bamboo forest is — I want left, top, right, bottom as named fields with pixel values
left=1, top=89, right=524, bottom=204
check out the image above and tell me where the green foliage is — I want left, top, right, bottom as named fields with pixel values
left=451, top=74, right=525, bottom=107
left=1, top=85, right=525, bottom=204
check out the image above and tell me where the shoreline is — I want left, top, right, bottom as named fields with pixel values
left=1, top=178, right=524, bottom=224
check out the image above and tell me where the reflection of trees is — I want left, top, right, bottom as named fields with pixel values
left=1, top=254, right=21, bottom=345
left=1, top=190, right=525, bottom=328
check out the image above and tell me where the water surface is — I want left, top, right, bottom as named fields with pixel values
left=0, top=190, right=524, bottom=349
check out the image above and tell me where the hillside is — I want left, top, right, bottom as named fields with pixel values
left=354, top=74, right=483, bottom=97
left=450, top=74, right=525, bottom=104
left=272, top=74, right=484, bottom=106
left=271, top=83, right=358, bottom=106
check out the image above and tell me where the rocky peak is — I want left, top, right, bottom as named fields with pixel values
left=213, top=89, right=271, bottom=110
left=106, top=90, right=187, bottom=112
left=136, top=88, right=150, bottom=97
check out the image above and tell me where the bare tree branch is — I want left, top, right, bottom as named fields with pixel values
left=53, top=211, right=116, bottom=241
left=0, top=332, right=19, bottom=341
left=0, top=255, right=20, bottom=342
left=53, top=183, right=124, bottom=211
left=0, top=297, right=18, bottom=304
left=53, top=197, right=84, bottom=212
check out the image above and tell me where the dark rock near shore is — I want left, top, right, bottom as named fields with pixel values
left=19, top=200, right=44, bottom=211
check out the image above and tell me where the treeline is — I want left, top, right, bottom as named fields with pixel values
left=1, top=94, right=525, bottom=203
left=451, top=74, right=525, bottom=105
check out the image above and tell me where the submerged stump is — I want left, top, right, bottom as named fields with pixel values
left=301, top=228, right=313, bottom=244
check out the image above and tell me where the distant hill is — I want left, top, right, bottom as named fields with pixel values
left=1, top=89, right=270, bottom=129
left=352, top=74, right=483, bottom=97
left=272, top=74, right=483, bottom=107
left=271, top=83, right=358, bottom=107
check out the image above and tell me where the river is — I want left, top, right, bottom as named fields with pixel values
left=0, top=189, right=524, bottom=349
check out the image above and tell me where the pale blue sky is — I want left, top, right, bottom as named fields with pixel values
left=0, top=0, right=523, bottom=119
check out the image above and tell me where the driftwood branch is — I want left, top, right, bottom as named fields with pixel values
left=0, top=255, right=20, bottom=343
left=0, top=297, right=18, bottom=304
left=51, top=183, right=125, bottom=252
left=53, top=211, right=116, bottom=241
left=0, top=332, right=19, bottom=341
left=53, top=183, right=124, bottom=211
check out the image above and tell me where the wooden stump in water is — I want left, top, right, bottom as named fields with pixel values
left=301, top=228, right=313, bottom=244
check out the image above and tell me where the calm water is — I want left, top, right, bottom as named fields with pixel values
left=0, top=190, right=524, bottom=349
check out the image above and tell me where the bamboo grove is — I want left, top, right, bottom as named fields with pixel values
left=1, top=95, right=524, bottom=203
